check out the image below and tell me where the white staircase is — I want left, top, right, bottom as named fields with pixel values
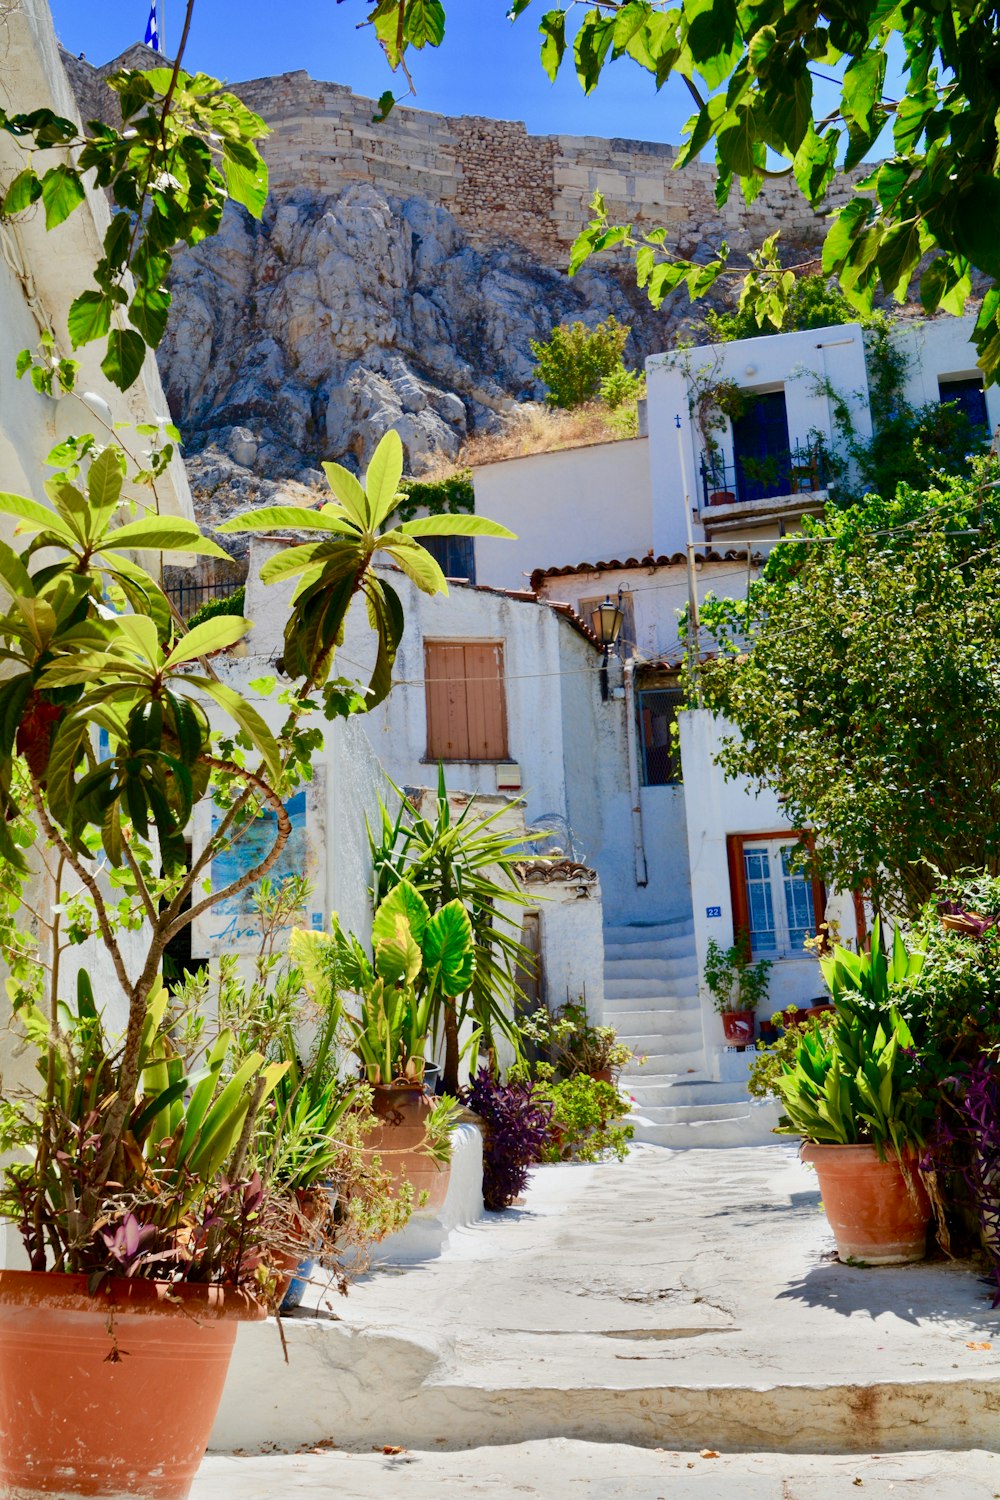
left=604, top=917, right=778, bottom=1147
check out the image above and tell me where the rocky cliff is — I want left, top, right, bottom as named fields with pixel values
left=63, top=52, right=833, bottom=527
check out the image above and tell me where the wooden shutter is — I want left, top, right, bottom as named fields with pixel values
left=425, top=641, right=507, bottom=761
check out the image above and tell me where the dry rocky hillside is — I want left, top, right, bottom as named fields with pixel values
left=63, top=47, right=840, bottom=533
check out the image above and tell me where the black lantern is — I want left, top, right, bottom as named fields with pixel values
left=590, top=594, right=624, bottom=651
left=591, top=591, right=624, bottom=700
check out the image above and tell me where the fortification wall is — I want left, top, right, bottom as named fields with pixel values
left=232, top=70, right=850, bottom=266
left=63, top=51, right=850, bottom=268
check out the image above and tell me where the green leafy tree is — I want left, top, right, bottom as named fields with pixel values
left=701, top=274, right=858, bottom=343
left=694, top=466, right=1000, bottom=919
left=530, top=315, right=631, bottom=408
left=366, top=0, right=1000, bottom=380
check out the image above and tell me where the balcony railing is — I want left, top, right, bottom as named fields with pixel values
left=700, top=443, right=829, bottom=510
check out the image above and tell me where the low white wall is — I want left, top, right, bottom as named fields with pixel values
left=368, top=1121, right=484, bottom=1265
left=473, top=439, right=652, bottom=590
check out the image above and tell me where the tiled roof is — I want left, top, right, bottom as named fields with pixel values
left=447, top=577, right=602, bottom=650
left=530, top=550, right=761, bottom=591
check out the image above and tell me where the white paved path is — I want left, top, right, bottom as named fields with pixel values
left=193, top=1442, right=999, bottom=1498
left=214, top=1144, right=1000, bottom=1455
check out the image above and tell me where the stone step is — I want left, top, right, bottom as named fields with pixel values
left=603, top=957, right=699, bottom=983
left=604, top=979, right=699, bottom=1005
left=633, top=1077, right=751, bottom=1107
left=617, top=1027, right=704, bottom=1055
left=603, top=934, right=697, bottom=962
left=630, top=1104, right=780, bottom=1149
left=630, top=1099, right=756, bottom=1125
left=602, top=919, right=694, bottom=947
left=605, top=1006, right=703, bottom=1037
left=621, top=1048, right=705, bottom=1076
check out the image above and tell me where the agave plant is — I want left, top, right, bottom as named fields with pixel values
left=218, top=429, right=514, bottom=704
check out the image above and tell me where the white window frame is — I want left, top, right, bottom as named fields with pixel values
left=741, top=838, right=817, bottom=959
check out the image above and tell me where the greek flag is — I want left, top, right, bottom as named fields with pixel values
left=144, top=2, right=161, bottom=52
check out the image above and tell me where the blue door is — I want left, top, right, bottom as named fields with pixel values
left=732, top=390, right=791, bottom=503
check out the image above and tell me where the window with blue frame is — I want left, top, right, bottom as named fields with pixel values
left=421, top=534, right=476, bottom=582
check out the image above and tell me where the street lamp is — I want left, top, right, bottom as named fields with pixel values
left=590, top=590, right=624, bottom=700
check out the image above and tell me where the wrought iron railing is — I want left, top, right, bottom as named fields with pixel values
left=164, top=577, right=243, bottom=620
left=700, top=442, right=830, bottom=509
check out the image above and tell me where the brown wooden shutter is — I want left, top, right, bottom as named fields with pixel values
left=726, top=834, right=750, bottom=943
left=425, top=641, right=508, bottom=760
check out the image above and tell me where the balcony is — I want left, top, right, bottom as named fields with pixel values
left=699, top=443, right=829, bottom=535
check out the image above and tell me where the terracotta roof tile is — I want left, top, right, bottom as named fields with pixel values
left=529, top=550, right=762, bottom=591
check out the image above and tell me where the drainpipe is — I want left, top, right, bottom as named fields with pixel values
left=623, top=657, right=648, bottom=888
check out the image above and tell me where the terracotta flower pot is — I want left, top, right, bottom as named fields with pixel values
left=0, top=1270, right=264, bottom=1499
left=801, top=1142, right=931, bottom=1265
left=588, top=1067, right=615, bottom=1085
left=366, top=1083, right=450, bottom=1217
left=721, top=1010, right=755, bottom=1044
left=709, top=490, right=736, bottom=506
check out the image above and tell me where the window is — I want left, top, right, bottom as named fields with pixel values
left=637, top=687, right=683, bottom=785
left=732, top=389, right=792, bottom=503
left=422, top=534, right=476, bottom=583
left=579, top=591, right=637, bottom=659
left=938, top=375, right=989, bottom=435
left=726, top=833, right=825, bottom=958
left=424, top=641, right=508, bottom=761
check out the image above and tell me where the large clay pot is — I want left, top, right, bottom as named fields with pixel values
left=366, top=1083, right=450, bottom=1217
left=801, top=1142, right=931, bottom=1265
left=0, top=1270, right=264, bottom=1499
left=721, top=1010, right=755, bottom=1045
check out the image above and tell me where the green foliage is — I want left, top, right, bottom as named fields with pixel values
left=1, top=68, right=269, bottom=392
left=815, top=325, right=988, bottom=506
left=697, top=464, right=1000, bottom=917
left=701, top=274, right=858, bottom=343
left=325, top=878, right=476, bottom=1086
left=819, top=917, right=926, bottom=1015
left=747, top=1008, right=835, bottom=1101
left=599, top=366, right=645, bottom=410
left=368, top=767, right=538, bottom=1092
left=530, top=315, right=631, bottom=409
left=520, top=1000, right=635, bottom=1077
left=366, top=0, right=1000, bottom=384
left=394, top=471, right=474, bottom=525
left=186, top=585, right=247, bottom=631
left=219, top=430, right=513, bottom=707
left=772, top=998, right=933, bottom=1157
left=703, top=935, right=772, bottom=1014
left=534, top=1069, right=634, bottom=1162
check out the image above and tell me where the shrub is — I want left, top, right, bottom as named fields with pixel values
left=463, top=1068, right=553, bottom=1212
left=186, top=584, right=246, bottom=630
left=534, top=1069, right=634, bottom=1163
left=701, top=274, right=858, bottom=343
left=530, top=315, right=630, bottom=409
left=599, top=366, right=645, bottom=410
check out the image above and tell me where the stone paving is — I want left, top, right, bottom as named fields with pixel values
left=213, top=1144, right=1000, bottom=1456
left=193, top=1442, right=999, bottom=1498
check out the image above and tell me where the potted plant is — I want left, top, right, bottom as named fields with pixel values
left=329, top=880, right=472, bottom=1214
left=520, top=999, right=638, bottom=1083
left=703, top=934, right=772, bottom=1044
left=772, top=996, right=934, bottom=1264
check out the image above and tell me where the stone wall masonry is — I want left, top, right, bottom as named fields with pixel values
left=64, top=52, right=856, bottom=270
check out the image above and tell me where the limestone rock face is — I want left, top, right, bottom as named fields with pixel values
left=159, top=182, right=669, bottom=507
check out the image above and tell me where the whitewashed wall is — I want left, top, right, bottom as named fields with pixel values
left=473, top=438, right=652, bottom=590
left=893, top=313, right=1000, bottom=430
left=645, top=323, right=871, bottom=556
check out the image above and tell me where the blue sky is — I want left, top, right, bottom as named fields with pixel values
left=48, top=0, right=698, bottom=144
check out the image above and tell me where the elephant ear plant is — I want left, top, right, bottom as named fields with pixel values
left=0, top=424, right=510, bottom=1286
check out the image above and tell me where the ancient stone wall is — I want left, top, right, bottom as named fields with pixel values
left=63, top=52, right=851, bottom=268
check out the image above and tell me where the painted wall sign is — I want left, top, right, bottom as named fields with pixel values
left=191, top=769, right=326, bottom=957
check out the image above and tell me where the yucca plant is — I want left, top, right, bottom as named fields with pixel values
left=819, top=916, right=927, bottom=1013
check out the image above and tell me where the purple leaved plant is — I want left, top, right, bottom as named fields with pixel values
left=926, top=1058, right=1000, bottom=1304
left=462, top=1068, right=553, bottom=1212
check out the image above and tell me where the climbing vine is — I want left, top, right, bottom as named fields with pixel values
left=394, top=470, right=475, bottom=523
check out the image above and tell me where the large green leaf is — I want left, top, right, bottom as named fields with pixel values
left=321, top=464, right=370, bottom=529
left=364, top=429, right=404, bottom=529
left=373, top=879, right=431, bottom=946
left=374, top=911, right=423, bottom=986
left=217, top=505, right=358, bottom=535
left=163, top=615, right=252, bottom=667
left=424, top=899, right=475, bottom=997
left=101, top=329, right=147, bottom=392
left=41, top=164, right=84, bottom=229
left=396, top=514, right=516, bottom=538
left=101, top=519, right=230, bottom=559
left=188, top=677, right=281, bottom=781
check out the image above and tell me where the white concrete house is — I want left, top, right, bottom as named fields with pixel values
left=455, top=312, right=992, bottom=1142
